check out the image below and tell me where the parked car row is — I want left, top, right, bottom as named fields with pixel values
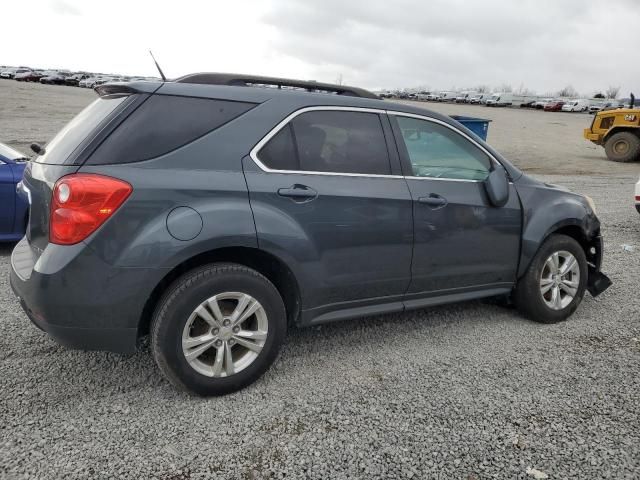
left=379, top=88, right=633, bottom=114
left=520, top=99, right=567, bottom=112
left=0, top=66, right=158, bottom=88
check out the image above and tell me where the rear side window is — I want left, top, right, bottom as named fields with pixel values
left=88, top=95, right=256, bottom=165
left=258, top=110, right=391, bottom=175
left=34, top=95, right=128, bottom=164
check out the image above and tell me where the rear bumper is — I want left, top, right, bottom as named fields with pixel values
left=15, top=296, right=137, bottom=353
left=10, top=237, right=165, bottom=354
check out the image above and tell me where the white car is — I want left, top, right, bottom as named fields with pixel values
left=469, top=93, right=489, bottom=104
left=83, top=76, right=108, bottom=88
left=0, top=68, right=17, bottom=79
left=13, top=69, right=33, bottom=81
left=79, top=76, right=96, bottom=87
left=455, top=92, right=477, bottom=103
left=561, top=100, right=589, bottom=112
left=635, top=176, right=640, bottom=215
left=93, top=76, right=115, bottom=86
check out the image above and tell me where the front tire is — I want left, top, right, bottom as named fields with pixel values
left=604, top=131, right=640, bottom=162
left=513, top=234, right=587, bottom=324
left=151, top=263, right=287, bottom=396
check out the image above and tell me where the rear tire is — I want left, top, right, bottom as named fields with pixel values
left=604, top=131, right=640, bottom=162
left=513, top=234, right=587, bottom=324
left=151, top=263, right=287, bottom=396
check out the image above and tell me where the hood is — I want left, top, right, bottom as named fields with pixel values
left=515, top=173, right=578, bottom=196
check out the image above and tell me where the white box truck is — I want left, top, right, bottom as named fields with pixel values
left=485, top=93, right=528, bottom=107
left=437, top=91, right=458, bottom=102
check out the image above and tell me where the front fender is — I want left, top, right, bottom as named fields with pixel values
left=514, top=179, right=599, bottom=278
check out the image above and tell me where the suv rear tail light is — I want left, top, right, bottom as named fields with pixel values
left=50, top=174, right=132, bottom=245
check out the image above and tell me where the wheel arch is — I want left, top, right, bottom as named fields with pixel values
left=603, top=126, right=640, bottom=142
left=516, top=184, right=601, bottom=279
left=138, top=246, right=302, bottom=339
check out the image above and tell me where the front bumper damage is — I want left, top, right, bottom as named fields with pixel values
left=586, top=234, right=612, bottom=297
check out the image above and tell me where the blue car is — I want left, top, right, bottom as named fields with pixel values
left=0, top=143, right=29, bottom=242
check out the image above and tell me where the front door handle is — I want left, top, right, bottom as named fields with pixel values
left=277, top=185, right=318, bottom=202
left=418, top=194, right=448, bottom=208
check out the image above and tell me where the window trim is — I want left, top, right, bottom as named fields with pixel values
left=250, top=106, right=503, bottom=182
left=250, top=106, right=401, bottom=179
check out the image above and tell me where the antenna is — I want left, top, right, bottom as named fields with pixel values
left=149, top=50, right=167, bottom=82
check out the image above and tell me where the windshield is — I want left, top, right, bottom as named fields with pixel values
left=34, top=95, right=129, bottom=164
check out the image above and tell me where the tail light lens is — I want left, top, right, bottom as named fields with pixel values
left=50, top=174, right=132, bottom=245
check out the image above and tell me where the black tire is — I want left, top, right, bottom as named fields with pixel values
left=513, top=234, right=588, bottom=324
left=604, top=131, right=640, bottom=162
left=151, top=263, right=287, bottom=396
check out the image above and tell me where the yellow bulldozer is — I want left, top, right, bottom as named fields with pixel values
left=584, top=94, right=640, bottom=162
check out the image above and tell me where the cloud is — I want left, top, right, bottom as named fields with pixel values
left=262, top=0, right=640, bottom=93
left=4, top=0, right=640, bottom=95
left=49, top=0, right=82, bottom=16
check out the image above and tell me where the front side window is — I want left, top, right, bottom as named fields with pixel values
left=258, top=110, right=391, bottom=175
left=395, top=116, right=491, bottom=181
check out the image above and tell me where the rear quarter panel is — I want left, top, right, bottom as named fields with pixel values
left=78, top=162, right=257, bottom=270
left=75, top=98, right=299, bottom=270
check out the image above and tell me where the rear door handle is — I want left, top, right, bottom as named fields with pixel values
left=418, top=194, right=448, bottom=208
left=277, top=185, right=318, bottom=202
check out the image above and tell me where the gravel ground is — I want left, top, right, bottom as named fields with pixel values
left=0, top=82, right=639, bottom=479
left=1, top=181, right=639, bottom=480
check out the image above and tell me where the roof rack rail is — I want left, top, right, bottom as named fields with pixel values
left=173, top=73, right=379, bottom=99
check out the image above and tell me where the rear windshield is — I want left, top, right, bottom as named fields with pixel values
left=34, top=95, right=128, bottom=164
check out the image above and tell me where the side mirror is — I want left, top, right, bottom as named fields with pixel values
left=484, top=166, right=509, bottom=207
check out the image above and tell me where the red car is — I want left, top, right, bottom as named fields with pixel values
left=544, top=100, right=565, bottom=112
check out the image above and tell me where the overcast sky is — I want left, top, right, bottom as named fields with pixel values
left=3, top=0, right=639, bottom=95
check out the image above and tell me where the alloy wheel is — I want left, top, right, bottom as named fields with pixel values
left=539, top=251, right=580, bottom=310
left=181, top=292, right=268, bottom=377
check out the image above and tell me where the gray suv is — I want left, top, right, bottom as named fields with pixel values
left=10, top=74, right=611, bottom=396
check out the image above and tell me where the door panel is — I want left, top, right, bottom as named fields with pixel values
left=389, top=113, right=522, bottom=296
left=406, top=178, right=521, bottom=294
left=0, top=163, right=15, bottom=233
left=243, top=157, right=413, bottom=310
left=244, top=108, right=413, bottom=317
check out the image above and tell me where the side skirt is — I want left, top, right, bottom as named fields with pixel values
left=303, top=285, right=513, bottom=326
